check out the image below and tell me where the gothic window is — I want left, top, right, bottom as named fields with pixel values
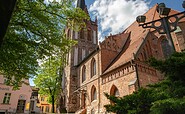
left=82, top=66, right=86, bottom=83
left=73, top=30, right=75, bottom=39
left=161, top=38, right=173, bottom=58
left=82, top=48, right=86, bottom=60
left=110, top=85, right=119, bottom=97
left=67, top=29, right=71, bottom=38
left=73, top=31, right=78, bottom=39
left=93, top=30, right=96, bottom=44
left=88, top=29, right=92, bottom=41
left=84, top=29, right=87, bottom=39
left=74, top=47, right=78, bottom=66
left=91, top=85, right=97, bottom=101
left=80, top=30, right=84, bottom=39
left=91, top=58, right=96, bottom=77
left=81, top=91, right=86, bottom=108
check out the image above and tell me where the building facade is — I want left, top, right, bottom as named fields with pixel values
left=37, top=95, right=56, bottom=113
left=29, top=87, right=40, bottom=114
left=0, top=75, right=32, bottom=114
left=63, top=0, right=185, bottom=113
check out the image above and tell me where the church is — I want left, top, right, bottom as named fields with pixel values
left=62, top=0, right=185, bottom=113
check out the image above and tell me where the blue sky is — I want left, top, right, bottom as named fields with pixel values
left=29, top=0, right=185, bottom=86
left=86, top=0, right=184, bottom=11
left=86, top=0, right=184, bottom=41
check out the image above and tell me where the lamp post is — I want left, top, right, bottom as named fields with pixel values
left=136, top=1, right=185, bottom=52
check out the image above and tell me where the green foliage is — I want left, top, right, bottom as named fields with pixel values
left=150, top=98, right=185, bottom=114
left=34, top=57, right=60, bottom=96
left=104, top=52, right=185, bottom=114
left=0, top=0, right=87, bottom=88
left=149, top=52, right=185, bottom=81
left=34, top=57, right=61, bottom=112
left=104, top=88, right=156, bottom=114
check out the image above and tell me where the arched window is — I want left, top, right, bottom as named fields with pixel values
left=88, top=29, right=91, bottom=41
left=80, top=30, right=84, bottom=39
left=91, top=85, right=97, bottom=101
left=82, top=66, right=86, bottom=83
left=84, top=29, right=87, bottom=39
left=161, top=38, right=173, bottom=58
left=81, top=90, right=86, bottom=108
left=91, top=58, right=96, bottom=77
left=67, top=29, right=71, bottom=38
left=110, top=85, right=119, bottom=97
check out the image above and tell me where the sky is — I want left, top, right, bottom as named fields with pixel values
left=85, top=0, right=185, bottom=41
left=29, top=0, right=185, bottom=86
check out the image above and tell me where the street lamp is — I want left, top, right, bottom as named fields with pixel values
left=136, top=1, right=185, bottom=52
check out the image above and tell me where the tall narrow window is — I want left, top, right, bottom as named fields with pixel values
left=88, top=29, right=92, bottom=41
left=67, top=29, right=71, bottom=38
left=81, top=91, right=86, bottom=108
left=91, top=58, right=96, bottom=77
left=74, top=31, right=78, bottom=39
left=80, top=30, right=84, bottom=39
left=161, top=38, right=173, bottom=58
left=74, top=47, right=78, bottom=66
left=82, top=66, right=86, bottom=83
left=93, top=30, right=96, bottom=44
left=91, top=86, right=97, bottom=101
left=3, top=93, right=11, bottom=104
left=84, top=29, right=87, bottom=39
left=82, top=48, right=86, bottom=60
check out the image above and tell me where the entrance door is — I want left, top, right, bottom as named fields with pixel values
left=16, top=100, right=26, bottom=113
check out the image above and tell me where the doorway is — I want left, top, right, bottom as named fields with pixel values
left=16, top=100, right=26, bottom=113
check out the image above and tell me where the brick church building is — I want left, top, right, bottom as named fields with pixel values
left=62, top=0, right=185, bottom=113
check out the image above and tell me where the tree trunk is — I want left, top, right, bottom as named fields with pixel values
left=52, top=95, right=55, bottom=113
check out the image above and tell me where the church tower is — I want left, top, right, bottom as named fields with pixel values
left=63, top=0, right=98, bottom=112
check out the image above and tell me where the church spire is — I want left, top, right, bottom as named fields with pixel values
left=77, top=0, right=86, bottom=10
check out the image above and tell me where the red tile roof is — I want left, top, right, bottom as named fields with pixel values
left=103, top=4, right=184, bottom=74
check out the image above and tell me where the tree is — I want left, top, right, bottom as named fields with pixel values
left=0, top=0, right=88, bottom=89
left=104, top=52, right=185, bottom=114
left=34, top=57, right=61, bottom=113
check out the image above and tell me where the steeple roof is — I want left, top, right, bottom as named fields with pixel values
left=77, top=0, right=86, bottom=10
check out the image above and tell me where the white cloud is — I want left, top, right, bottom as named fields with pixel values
left=89, top=0, right=149, bottom=40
